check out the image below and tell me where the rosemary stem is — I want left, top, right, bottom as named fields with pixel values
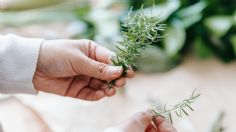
left=151, top=90, right=200, bottom=123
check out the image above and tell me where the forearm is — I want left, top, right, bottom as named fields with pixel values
left=0, top=34, right=43, bottom=94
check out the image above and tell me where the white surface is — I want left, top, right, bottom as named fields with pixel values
left=2, top=57, right=233, bottom=132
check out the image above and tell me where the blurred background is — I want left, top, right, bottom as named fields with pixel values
left=0, top=0, right=235, bottom=131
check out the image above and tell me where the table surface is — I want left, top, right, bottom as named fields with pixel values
left=1, top=25, right=235, bottom=131
left=0, top=56, right=233, bottom=132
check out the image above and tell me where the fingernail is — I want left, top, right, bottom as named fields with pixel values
left=107, top=88, right=116, bottom=97
left=109, top=66, right=122, bottom=75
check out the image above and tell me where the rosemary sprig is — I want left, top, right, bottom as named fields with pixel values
left=109, top=6, right=165, bottom=88
left=211, top=111, right=225, bottom=132
left=152, top=89, right=201, bottom=124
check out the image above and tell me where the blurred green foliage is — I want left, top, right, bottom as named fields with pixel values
left=0, top=0, right=235, bottom=72
left=129, top=0, right=236, bottom=72
left=0, top=0, right=95, bottom=39
left=0, top=0, right=65, bottom=11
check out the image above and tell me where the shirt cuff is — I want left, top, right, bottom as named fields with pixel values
left=0, top=34, right=43, bottom=94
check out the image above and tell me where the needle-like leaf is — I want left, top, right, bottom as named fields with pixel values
left=152, top=89, right=201, bottom=123
left=108, top=6, right=165, bottom=88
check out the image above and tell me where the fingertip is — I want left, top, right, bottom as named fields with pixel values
left=94, top=90, right=105, bottom=100
left=106, top=88, right=116, bottom=97
left=95, top=43, right=116, bottom=64
left=109, top=66, right=123, bottom=79
left=126, top=67, right=135, bottom=78
left=115, top=77, right=126, bottom=87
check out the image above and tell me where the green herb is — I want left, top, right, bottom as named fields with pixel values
left=152, top=89, right=201, bottom=124
left=109, top=6, right=165, bottom=88
left=211, top=111, right=225, bottom=132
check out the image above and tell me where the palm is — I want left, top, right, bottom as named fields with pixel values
left=33, top=39, right=134, bottom=101
left=34, top=74, right=112, bottom=101
left=33, top=75, right=114, bottom=101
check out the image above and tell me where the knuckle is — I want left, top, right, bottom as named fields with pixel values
left=97, top=63, right=108, bottom=77
left=81, top=39, right=99, bottom=59
left=81, top=39, right=97, bottom=46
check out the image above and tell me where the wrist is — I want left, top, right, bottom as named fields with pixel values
left=33, top=40, right=46, bottom=91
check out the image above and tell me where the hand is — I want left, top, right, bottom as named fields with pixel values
left=33, top=39, right=134, bottom=101
left=117, top=111, right=177, bottom=132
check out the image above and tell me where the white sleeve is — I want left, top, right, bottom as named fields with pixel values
left=0, top=34, right=43, bottom=94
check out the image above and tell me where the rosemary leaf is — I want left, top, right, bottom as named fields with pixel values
left=109, top=6, right=165, bottom=88
left=152, top=89, right=201, bottom=123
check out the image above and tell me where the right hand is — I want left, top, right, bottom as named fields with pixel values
left=33, top=39, right=134, bottom=101
left=117, top=111, right=177, bottom=132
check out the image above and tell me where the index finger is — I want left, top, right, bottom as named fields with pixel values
left=85, top=40, right=135, bottom=77
left=87, top=40, right=115, bottom=64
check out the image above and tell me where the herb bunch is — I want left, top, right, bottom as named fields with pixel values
left=109, top=7, right=165, bottom=88
left=152, top=89, right=201, bottom=124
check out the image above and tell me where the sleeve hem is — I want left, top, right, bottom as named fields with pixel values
left=0, top=34, right=43, bottom=94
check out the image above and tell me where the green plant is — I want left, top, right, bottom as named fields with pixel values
left=152, top=89, right=201, bottom=124
left=108, top=6, right=165, bottom=88
left=126, top=0, right=236, bottom=72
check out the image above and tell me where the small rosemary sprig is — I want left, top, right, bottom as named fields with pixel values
left=152, top=89, right=201, bottom=124
left=109, top=6, right=165, bottom=88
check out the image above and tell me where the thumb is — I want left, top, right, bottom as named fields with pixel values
left=82, top=57, right=123, bottom=80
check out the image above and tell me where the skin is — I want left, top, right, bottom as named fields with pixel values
left=33, top=39, right=134, bottom=101
left=117, top=111, right=177, bottom=132
left=32, top=39, right=176, bottom=131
